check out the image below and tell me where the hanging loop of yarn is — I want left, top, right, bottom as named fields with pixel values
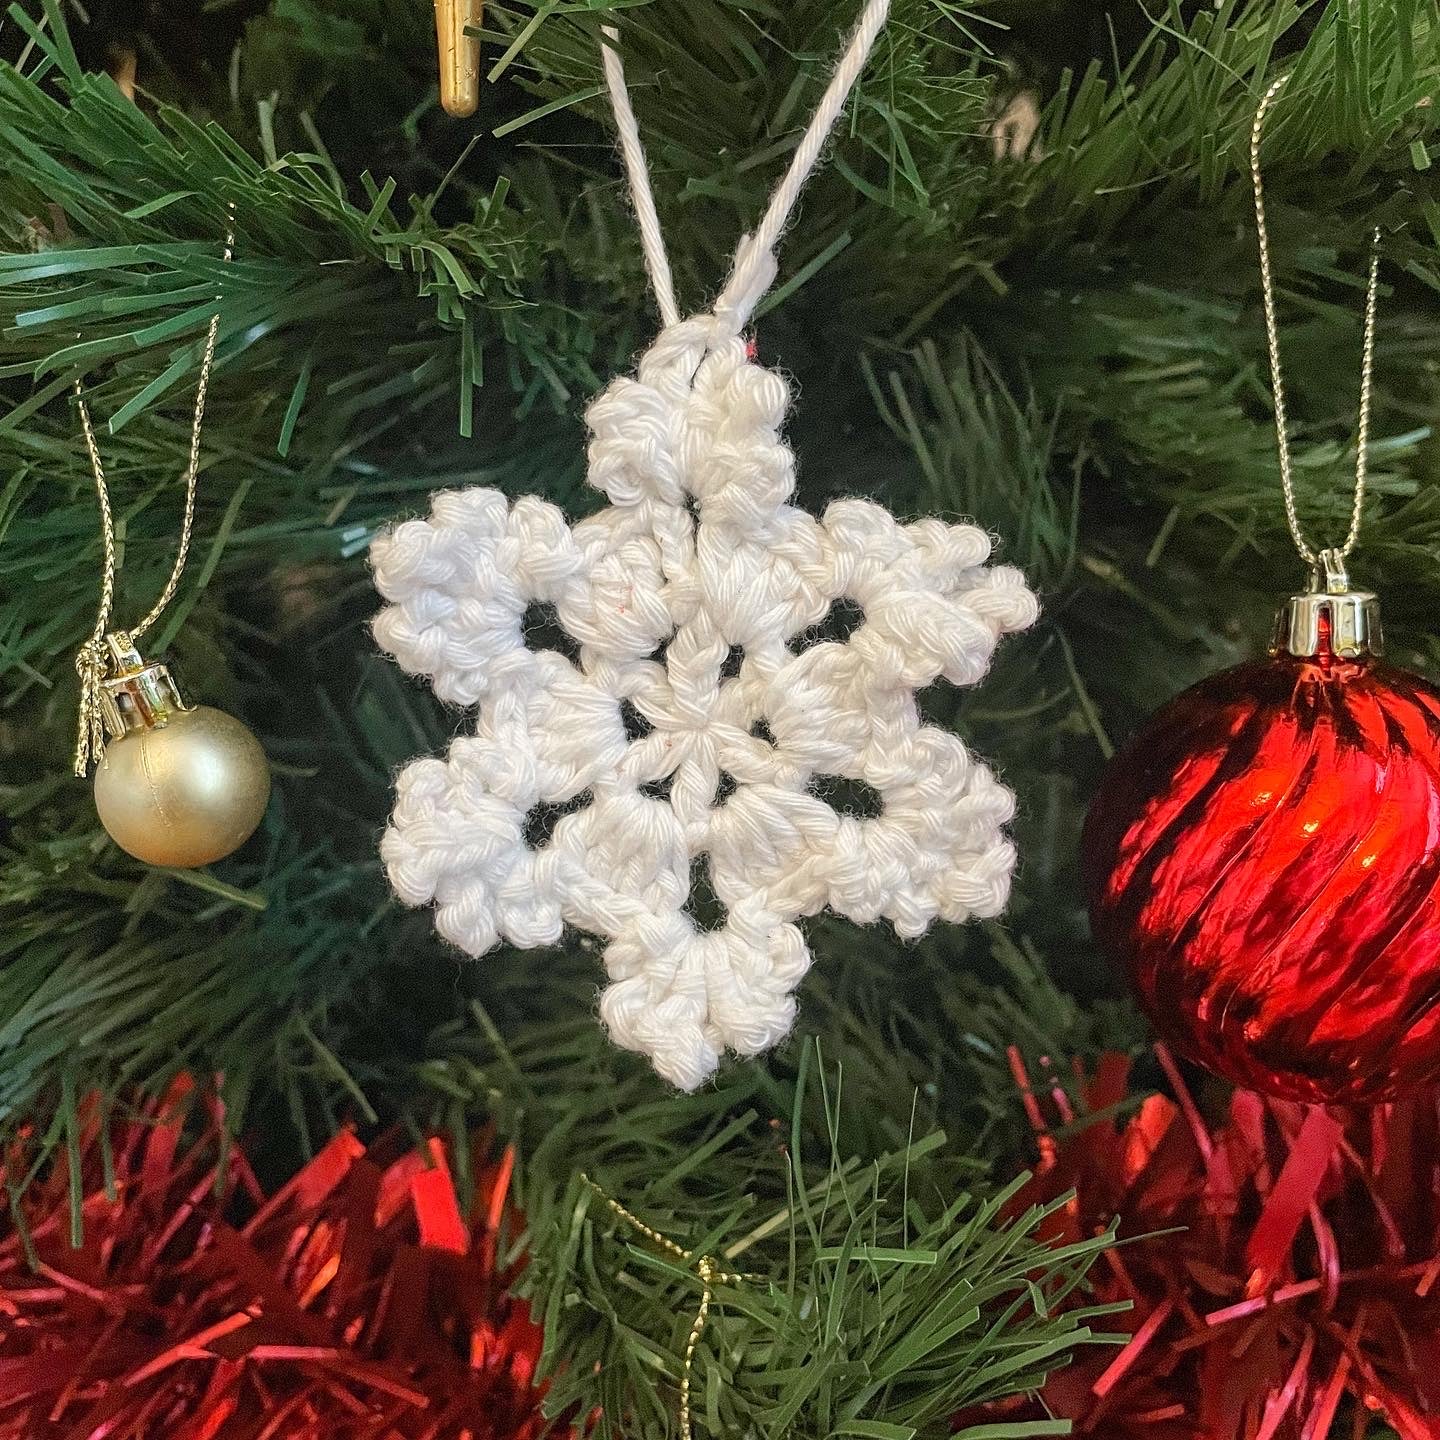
left=371, top=1, right=1039, bottom=1088
left=713, top=0, right=893, bottom=333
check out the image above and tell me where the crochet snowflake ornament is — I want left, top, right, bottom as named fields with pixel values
left=370, top=4, right=1038, bottom=1089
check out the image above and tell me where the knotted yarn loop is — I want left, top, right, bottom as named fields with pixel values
left=602, top=0, right=892, bottom=336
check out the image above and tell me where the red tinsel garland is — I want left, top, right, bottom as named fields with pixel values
left=957, top=1047, right=1440, bottom=1440
left=0, top=1077, right=562, bottom=1440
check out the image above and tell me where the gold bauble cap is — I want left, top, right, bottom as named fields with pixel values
left=97, top=634, right=186, bottom=739
left=1272, top=547, right=1382, bottom=660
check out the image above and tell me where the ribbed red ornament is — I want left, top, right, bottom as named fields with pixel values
left=1084, top=644, right=1440, bottom=1104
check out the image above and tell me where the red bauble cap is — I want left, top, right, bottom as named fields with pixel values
left=1084, top=584, right=1440, bottom=1104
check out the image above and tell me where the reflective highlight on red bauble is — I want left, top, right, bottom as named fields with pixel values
left=1083, top=650, right=1440, bottom=1103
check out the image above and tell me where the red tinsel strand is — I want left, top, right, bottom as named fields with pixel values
left=0, top=1078, right=565, bottom=1440
left=956, top=1048, right=1440, bottom=1440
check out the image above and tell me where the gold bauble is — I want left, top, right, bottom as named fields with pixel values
left=93, top=705, right=270, bottom=868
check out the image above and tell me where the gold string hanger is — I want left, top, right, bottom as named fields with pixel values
left=72, top=204, right=268, bottom=872
left=72, top=206, right=236, bottom=777
left=1251, top=72, right=1382, bottom=578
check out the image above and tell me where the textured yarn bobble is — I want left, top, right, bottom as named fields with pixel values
left=371, top=311, right=1038, bottom=1088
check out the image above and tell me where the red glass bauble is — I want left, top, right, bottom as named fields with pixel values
left=1083, top=648, right=1440, bottom=1104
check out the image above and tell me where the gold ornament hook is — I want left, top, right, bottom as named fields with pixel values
left=434, top=0, right=483, bottom=117
left=1314, top=546, right=1351, bottom=596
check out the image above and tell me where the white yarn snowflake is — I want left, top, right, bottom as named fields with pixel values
left=370, top=312, right=1038, bottom=1089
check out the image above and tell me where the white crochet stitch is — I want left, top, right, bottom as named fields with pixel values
left=371, top=0, right=1039, bottom=1089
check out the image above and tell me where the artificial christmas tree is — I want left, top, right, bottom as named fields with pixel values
left=1, top=0, right=1438, bottom=1435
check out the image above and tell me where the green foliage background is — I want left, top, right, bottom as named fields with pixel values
left=0, top=0, right=1436, bottom=1434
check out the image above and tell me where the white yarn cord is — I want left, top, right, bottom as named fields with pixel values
left=604, top=0, right=892, bottom=333
left=600, top=25, right=680, bottom=329
left=716, top=0, right=891, bottom=329
left=371, top=0, right=1037, bottom=1092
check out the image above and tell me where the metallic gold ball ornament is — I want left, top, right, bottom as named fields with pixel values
left=90, top=639, right=269, bottom=869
